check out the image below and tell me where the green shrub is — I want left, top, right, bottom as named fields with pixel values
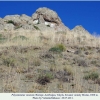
left=91, top=60, right=97, bottom=65
left=34, top=25, right=40, bottom=30
left=47, top=25, right=50, bottom=27
left=37, top=73, right=54, bottom=85
left=0, top=34, right=7, bottom=43
left=7, top=20, right=15, bottom=25
left=3, top=57, right=15, bottom=67
left=84, top=72, right=99, bottom=80
left=12, top=35, right=28, bottom=41
left=49, top=44, right=66, bottom=53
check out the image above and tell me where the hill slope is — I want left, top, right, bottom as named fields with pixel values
left=0, top=7, right=100, bottom=93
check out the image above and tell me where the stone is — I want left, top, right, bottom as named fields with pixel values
left=39, top=15, right=45, bottom=23
left=20, top=14, right=31, bottom=22
left=32, top=7, right=61, bottom=25
left=5, top=24, right=14, bottom=30
left=32, top=13, right=39, bottom=20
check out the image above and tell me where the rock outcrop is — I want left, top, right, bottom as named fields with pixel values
left=0, top=7, right=91, bottom=37
left=71, top=25, right=92, bottom=38
left=0, top=7, right=69, bottom=32
left=32, top=7, right=69, bottom=32
left=32, top=7, right=61, bottom=25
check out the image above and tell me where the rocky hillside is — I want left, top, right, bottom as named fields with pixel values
left=0, top=7, right=100, bottom=93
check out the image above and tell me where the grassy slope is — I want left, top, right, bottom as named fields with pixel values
left=0, top=30, right=100, bottom=93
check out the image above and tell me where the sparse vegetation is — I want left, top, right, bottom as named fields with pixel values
left=33, top=59, right=41, bottom=66
left=0, top=34, right=7, bottom=43
left=2, top=57, right=15, bottom=67
left=77, top=58, right=88, bottom=67
left=37, top=74, right=53, bottom=85
left=0, top=26, right=100, bottom=93
left=49, top=44, right=66, bottom=53
left=63, top=66, right=73, bottom=75
left=7, top=20, right=15, bottom=25
left=47, top=25, right=50, bottom=27
left=84, top=72, right=99, bottom=80
left=34, top=25, right=40, bottom=30
left=12, top=35, right=28, bottom=41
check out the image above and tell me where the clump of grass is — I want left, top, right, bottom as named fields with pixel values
left=95, top=78, right=100, bottom=85
left=63, top=66, right=74, bottom=76
left=91, top=60, right=97, bottom=65
left=25, top=74, right=34, bottom=80
left=33, top=59, right=41, bottom=66
left=14, top=25, right=22, bottom=29
left=0, top=34, right=7, bottom=43
left=34, top=25, right=40, bottom=30
left=2, top=57, right=15, bottom=67
left=12, top=35, right=28, bottom=41
left=74, top=49, right=82, bottom=54
left=7, top=20, right=15, bottom=25
left=77, top=58, right=88, bottom=67
left=37, top=73, right=54, bottom=85
left=84, top=72, right=99, bottom=80
left=55, top=31, right=66, bottom=34
left=47, top=25, right=50, bottom=27
left=27, top=89, right=34, bottom=93
left=55, top=70, right=72, bottom=82
left=49, top=44, right=66, bottom=53
left=4, top=85, right=17, bottom=92
left=16, top=67, right=27, bottom=73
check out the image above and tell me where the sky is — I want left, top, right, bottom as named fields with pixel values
left=0, top=1, right=100, bottom=35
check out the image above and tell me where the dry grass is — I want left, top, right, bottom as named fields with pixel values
left=0, top=29, right=100, bottom=93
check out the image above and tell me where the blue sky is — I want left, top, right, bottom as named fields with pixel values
left=0, top=1, right=100, bottom=35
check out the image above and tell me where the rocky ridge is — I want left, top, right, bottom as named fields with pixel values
left=0, top=7, right=91, bottom=37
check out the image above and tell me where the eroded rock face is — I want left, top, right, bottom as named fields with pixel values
left=32, top=7, right=69, bottom=31
left=0, top=7, right=70, bottom=32
left=4, top=15, right=21, bottom=23
left=32, top=7, right=61, bottom=25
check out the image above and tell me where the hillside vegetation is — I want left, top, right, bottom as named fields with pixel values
left=0, top=29, right=100, bottom=93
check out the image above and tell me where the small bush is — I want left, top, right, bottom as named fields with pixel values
left=34, top=25, right=40, bottom=30
left=3, top=57, right=15, bottom=67
left=84, top=72, right=99, bottom=80
left=96, top=78, right=100, bottom=85
left=12, top=35, right=28, bottom=41
left=49, top=44, right=66, bottom=53
left=33, top=59, right=41, bottom=66
left=55, top=70, right=71, bottom=82
left=91, top=60, right=97, bottom=65
left=0, top=34, right=7, bottom=43
left=37, top=73, right=54, bottom=85
left=77, top=58, right=88, bottom=67
left=47, top=25, right=50, bottom=27
left=63, top=66, right=73, bottom=75
left=7, top=20, right=15, bottom=25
